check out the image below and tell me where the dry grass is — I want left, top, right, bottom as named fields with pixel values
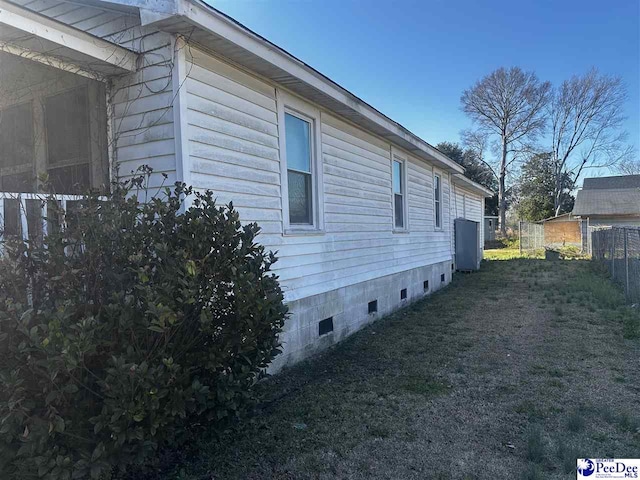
left=484, top=248, right=544, bottom=261
left=144, top=258, right=640, bottom=480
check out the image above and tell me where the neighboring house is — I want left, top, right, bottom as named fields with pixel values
left=539, top=213, right=581, bottom=248
left=573, top=175, right=640, bottom=227
left=0, top=0, right=492, bottom=370
left=484, top=215, right=498, bottom=242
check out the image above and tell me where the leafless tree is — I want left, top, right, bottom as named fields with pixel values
left=549, top=68, right=633, bottom=215
left=461, top=129, right=492, bottom=174
left=461, top=67, right=551, bottom=235
left=614, top=157, right=640, bottom=175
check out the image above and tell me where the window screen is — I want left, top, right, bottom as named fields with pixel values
left=45, top=87, right=92, bottom=193
left=45, top=87, right=90, bottom=166
left=0, top=102, right=33, bottom=169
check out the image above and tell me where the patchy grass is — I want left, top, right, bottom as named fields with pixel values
left=484, top=248, right=544, bottom=260
left=135, top=257, right=640, bottom=480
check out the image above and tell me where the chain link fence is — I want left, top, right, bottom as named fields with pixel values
left=520, top=219, right=592, bottom=253
left=592, top=227, right=640, bottom=303
left=519, top=221, right=545, bottom=251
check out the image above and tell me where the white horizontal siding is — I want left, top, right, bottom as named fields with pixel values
left=11, top=5, right=460, bottom=298
left=184, top=48, right=454, bottom=301
left=110, top=27, right=176, bottom=189
left=185, top=49, right=281, bottom=238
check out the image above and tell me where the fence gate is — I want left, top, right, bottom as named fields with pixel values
left=519, top=221, right=545, bottom=252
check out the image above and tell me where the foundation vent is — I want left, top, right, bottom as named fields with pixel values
left=368, top=300, right=378, bottom=314
left=318, top=317, right=334, bottom=336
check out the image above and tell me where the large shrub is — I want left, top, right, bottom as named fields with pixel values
left=0, top=173, right=287, bottom=479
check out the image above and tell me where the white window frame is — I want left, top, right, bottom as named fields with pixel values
left=434, top=170, right=443, bottom=231
left=391, top=148, right=409, bottom=232
left=276, top=89, right=324, bottom=235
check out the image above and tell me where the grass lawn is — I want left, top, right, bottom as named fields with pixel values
left=158, top=255, right=640, bottom=480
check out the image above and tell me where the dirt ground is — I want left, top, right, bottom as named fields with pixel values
left=167, top=257, right=640, bottom=480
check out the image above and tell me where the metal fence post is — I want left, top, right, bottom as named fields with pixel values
left=624, top=228, right=629, bottom=299
left=519, top=221, right=522, bottom=254
left=611, top=230, right=616, bottom=278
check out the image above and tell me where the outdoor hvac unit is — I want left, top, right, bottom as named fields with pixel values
left=455, top=218, right=480, bottom=271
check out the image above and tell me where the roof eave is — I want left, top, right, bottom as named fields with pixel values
left=141, top=0, right=464, bottom=173
left=0, top=0, right=138, bottom=77
left=451, top=174, right=494, bottom=197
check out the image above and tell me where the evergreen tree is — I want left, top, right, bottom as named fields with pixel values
left=437, top=141, right=499, bottom=215
left=515, top=153, right=574, bottom=221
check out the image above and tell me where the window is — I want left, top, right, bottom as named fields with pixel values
left=423, top=280, right=429, bottom=292
left=277, top=90, right=324, bottom=233
left=434, top=173, right=442, bottom=229
left=285, top=112, right=313, bottom=224
left=400, top=288, right=407, bottom=300
left=489, top=220, right=493, bottom=227
left=393, top=158, right=405, bottom=229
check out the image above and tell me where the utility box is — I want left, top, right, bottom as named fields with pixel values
left=455, top=218, right=480, bottom=271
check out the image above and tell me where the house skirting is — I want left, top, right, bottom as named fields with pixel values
left=269, top=259, right=453, bottom=372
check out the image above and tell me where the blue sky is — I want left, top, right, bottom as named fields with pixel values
left=209, top=0, right=639, bottom=165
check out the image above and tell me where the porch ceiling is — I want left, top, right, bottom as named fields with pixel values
left=0, top=0, right=138, bottom=80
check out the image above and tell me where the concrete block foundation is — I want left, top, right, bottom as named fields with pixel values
left=269, top=259, right=453, bottom=372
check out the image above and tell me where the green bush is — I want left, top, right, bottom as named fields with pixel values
left=0, top=172, right=287, bottom=479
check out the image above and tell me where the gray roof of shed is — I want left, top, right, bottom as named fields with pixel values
left=582, top=175, right=640, bottom=190
left=572, top=187, right=640, bottom=216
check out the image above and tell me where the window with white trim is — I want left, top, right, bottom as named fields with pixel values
left=434, top=173, right=442, bottom=229
left=285, top=112, right=313, bottom=225
left=392, top=158, right=405, bottom=229
left=277, top=90, right=324, bottom=234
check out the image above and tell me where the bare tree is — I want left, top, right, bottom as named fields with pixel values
left=615, top=157, right=640, bottom=175
left=549, top=68, right=633, bottom=215
left=461, top=67, right=551, bottom=235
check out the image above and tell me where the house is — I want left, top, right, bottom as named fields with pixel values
left=539, top=213, right=581, bottom=248
left=484, top=215, right=498, bottom=242
left=0, top=0, right=492, bottom=370
left=573, top=175, right=640, bottom=227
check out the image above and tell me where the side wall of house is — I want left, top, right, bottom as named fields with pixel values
left=13, top=5, right=468, bottom=369
left=183, top=47, right=455, bottom=368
